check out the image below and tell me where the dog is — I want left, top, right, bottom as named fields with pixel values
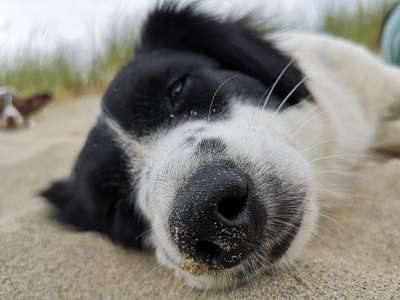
left=0, top=87, right=52, bottom=130
left=42, top=4, right=400, bottom=290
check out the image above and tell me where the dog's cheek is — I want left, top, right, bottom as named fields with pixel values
left=109, top=198, right=150, bottom=250
left=135, top=166, right=156, bottom=222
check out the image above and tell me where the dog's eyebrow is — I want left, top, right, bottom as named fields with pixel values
left=195, top=137, right=226, bottom=155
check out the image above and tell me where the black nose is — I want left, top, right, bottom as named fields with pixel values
left=169, top=161, right=266, bottom=270
left=6, top=116, right=18, bottom=128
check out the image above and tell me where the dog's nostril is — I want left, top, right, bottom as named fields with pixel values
left=217, top=188, right=248, bottom=221
left=195, top=240, right=222, bottom=260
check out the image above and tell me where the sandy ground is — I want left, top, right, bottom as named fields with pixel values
left=1, top=97, right=400, bottom=299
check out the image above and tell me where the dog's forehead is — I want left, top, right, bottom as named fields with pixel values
left=102, top=51, right=235, bottom=136
left=0, top=92, right=15, bottom=101
left=0, top=92, right=17, bottom=112
left=135, top=51, right=218, bottom=69
left=105, top=52, right=213, bottom=101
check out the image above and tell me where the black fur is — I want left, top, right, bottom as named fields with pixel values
left=195, top=137, right=227, bottom=155
left=42, top=4, right=310, bottom=251
left=42, top=121, right=148, bottom=249
left=140, top=4, right=309, bottom=102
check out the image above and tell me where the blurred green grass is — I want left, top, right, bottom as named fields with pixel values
left=0, top=51, right=86, bottom=99
left=0, top=19, right=135, bottom=100
left=322, top=1, right=397, bottom=51
left=0, top=1, right=397, bottom=100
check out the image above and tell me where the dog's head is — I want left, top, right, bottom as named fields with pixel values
left=0, top=87, right=52, bottom=130
left=43, top=5, right=317, bottom=289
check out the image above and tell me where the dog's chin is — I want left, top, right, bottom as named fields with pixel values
left=156, top=246, right=290, bottom=290
left=155, top=246, right=255, bottom=290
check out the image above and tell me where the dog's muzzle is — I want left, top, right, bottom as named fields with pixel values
left=169, top=160, right=266, bottom=270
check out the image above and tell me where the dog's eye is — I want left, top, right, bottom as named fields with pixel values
left=169, top=77, right=186, bottom=100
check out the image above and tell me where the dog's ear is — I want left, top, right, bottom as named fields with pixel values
left=17, top=92, right=53, bottom=116
left=41, top=121, right=148, bottom=249
left=139, top=4, right=310, bottom=105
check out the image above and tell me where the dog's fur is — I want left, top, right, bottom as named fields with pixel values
left=0, top=87, right=52, bottom=130
left=42, top=4, right=400, bottom=289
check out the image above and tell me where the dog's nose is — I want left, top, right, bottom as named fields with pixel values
left=6, top=116, right=17, bottom=128
left=169, top=161, right=266, bottom=270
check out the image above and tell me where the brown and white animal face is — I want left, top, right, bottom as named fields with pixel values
left=0, top=88, right=24, bottom=129
left=0, top=87, right=52, bottom=130
left=42, top=4, right=400, bottom=290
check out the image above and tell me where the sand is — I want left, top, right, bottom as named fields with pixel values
left=1, top=97, right=400, bottom=299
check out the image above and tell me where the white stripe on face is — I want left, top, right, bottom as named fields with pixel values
left=0, top=95, right=24, bottom=129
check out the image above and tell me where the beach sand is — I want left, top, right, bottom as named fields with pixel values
left=1, top=97, right=399, bottom=299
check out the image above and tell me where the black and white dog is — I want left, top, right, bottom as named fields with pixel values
left=43, top=4, right=400, bottom=289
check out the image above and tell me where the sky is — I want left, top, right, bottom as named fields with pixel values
left=0, top=0, right=379, bottom=65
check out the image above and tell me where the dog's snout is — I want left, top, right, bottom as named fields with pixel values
left=170, top=161, right=266, bottom=270
left=6, top=116, right=17, bottom=128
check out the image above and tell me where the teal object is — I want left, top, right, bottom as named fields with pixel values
left=381, top=4, right=400, bottom=66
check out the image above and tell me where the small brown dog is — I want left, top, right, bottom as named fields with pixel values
left=0, top=87, right=52, bottom=130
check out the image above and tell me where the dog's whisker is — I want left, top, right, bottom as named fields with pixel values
left=298, top=204, right=348, bottom=233
left=289, top=113, right=325, bottom=141
left=272, top=219, right=305, bottom=230
left=288, top=104, right=320, bottom=132
left=301, top=139, right=339, bottom=153
left=318, top=183, right=355, bottom=192
left=311, top=154, right=373, bottom=163
left=317, top=188, right=366, bottom=199
left=137, top=263, right=164, bottom=286
left=207, top=74, right=238, bottom=122
left=136, top=227, right=152, bottom=240
left=316, top=212, right=346, bottom=232
left=289, top=264, right=314, bottom=291
left=247, top=58, right=296, bottom=131
left=309, top=227, right=331, bottom=245
left=274, top=76, right=308, bottom=115
left=241, top=257, right=261, bottom=290
left=317, top=178, right=357, bottom=187
left=261, top=58, right=297, bottom=112
left=316, top=170, right=360, bottom=177
left=245, top=86, right=272, bottom=133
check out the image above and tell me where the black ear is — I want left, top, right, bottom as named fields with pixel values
left=17, top=92, right=53, bottom=116
left=139, top=4, right=310, bottom=105
left=41, top=121, right=148, bottom=250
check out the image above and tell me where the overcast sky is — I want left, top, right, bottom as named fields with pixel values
left=0, top=0, right=379, bottom=64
